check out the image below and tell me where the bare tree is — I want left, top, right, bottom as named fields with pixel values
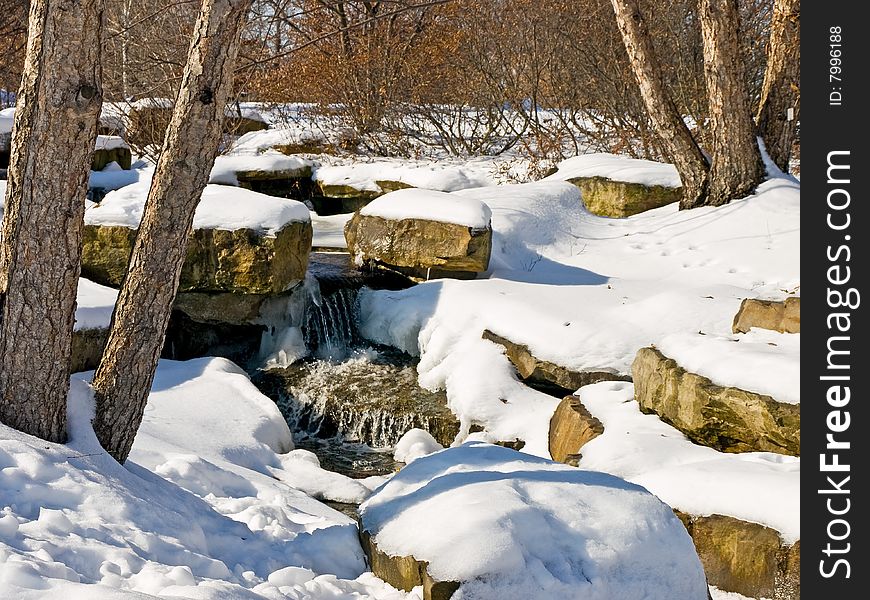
left=92, top=0, right=254, bottom=463
left=755, top=0, right=799, bottom=172
left=611, top=0, right=710, bottom=208
left=0, top=0, right=104, bottom=441
left=699, top=0, right=764, bottom=204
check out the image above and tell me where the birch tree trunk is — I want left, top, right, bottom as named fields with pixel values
left=699, top=0, right=764, bottom=204
left=91, top=0, right=253, bottom=463
left=755, top=0, right=799, bottom=172
left=0, top=0, right=104, bottom=442
left=611, top=0, right=710, bottom=209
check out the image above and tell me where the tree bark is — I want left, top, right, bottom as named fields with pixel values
left=699, top=0, right=764, bottom=204
left=610, top=0, right=710, bottom=209
left=0, top=0, right=104, bottom=442
left=755, top=0, right=799, bottom=172
left=91, top=0, right=253, bottom=464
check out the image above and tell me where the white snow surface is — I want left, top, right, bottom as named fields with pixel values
left=576, top=381, right=800, bottom=544
left=313, top=161, right=493, bottom=193
left=210, top=152, right=313, bottom=186
left=0, top=107, right=15, bottom=134
left=657, top=329, right=800, bottom=404
left=87, top=180, right=310, bottom=234
left=311, top=213, right=351, bottom=249
left=545, top=152, right=682, bottom=188
left=392, top=429, right=443, bottom=464
left=360, top=443, right=709, bottom=599
left=95, top=135, right=130, bottom=151
left=74, top=279, right=118, bottom=332
left=360, top=188, right=492, bottom=228
left=1, top=358, right=410, bottom=599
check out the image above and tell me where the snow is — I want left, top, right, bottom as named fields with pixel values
left=392, top=429, right=443, bottom=464
left=657, top=329, right=800, bottom=404
left=87, top=180, right=310, bottom=234
left=0, top=358, right=411, bottom=599
left=358, top=172, right=800, bottom=538
left=313, top=161, right=493, bottom=193
left=311, top=213, right=351, bottom=249
left=545, top=152, right=682, bottom=188
left=360, top=443, right=709, bottom=599
left=95, top=135, right=130, bottom=152
left=74, top=279, right=118, bottom=331
left=576, top=381, right=800, bottom=544
left=228, top=128, right=328, bottom=155
left=0, top=107, right=15, bottom=134
left=210, top=152, right=313, bottom=186
left=89, top=163, right=141, bottom=192
left=360, top=188, right=492, bottom=229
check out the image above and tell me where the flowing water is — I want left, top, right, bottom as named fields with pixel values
left=252, top=277, right=459, bottom=479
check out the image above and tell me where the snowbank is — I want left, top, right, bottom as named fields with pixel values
left=360, top=443, right=708, bottom=599
left=311, top=213, right=352, bottom=249
left=210, top=152, right=313, bottom=185
left=74, top=279, right=118, bottom=331
left=657, top=330, right=800, bottom=404
left=577, top=381, right=800, bottom=543
left=87, top=181, right=310, bottom=234
left=360, top=188, right=491, bottom=229
left=0, top=358, right=407, bottom=599
left=314, top=161, right=493, bottom=193
left=392, top=429, right=442, bottom=464
left=545, top=152, right=682, bottom=188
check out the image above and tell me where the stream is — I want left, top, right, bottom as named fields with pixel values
left=250, top=255, right=458, bottom=480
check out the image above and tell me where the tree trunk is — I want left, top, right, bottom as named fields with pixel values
left=91, top=0, right=253, bottom=464
left=755, top=0, right=799, bottom=172
left=610, top=0, right=710, bottom=209
left=0, top=0, right=104, bottom=442
left=699, top=0, right=764, bottom=204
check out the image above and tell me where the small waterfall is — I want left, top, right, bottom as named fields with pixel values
left=305, top=287, right=358, bottom=361
left=257, top=275, right=359, bottom=367
left=253, top=347, right=460, bottom=449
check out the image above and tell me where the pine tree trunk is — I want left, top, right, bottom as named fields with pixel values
left=755, top=0, right=799, bottom=172
left=699, top=0, right=764, bottom=204
left=91, top=0, right=253, bottom=464
left=610, top=0, right=710, bottom=209
left=0, top=0, right=104, bottom=442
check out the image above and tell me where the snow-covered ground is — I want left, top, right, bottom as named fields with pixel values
left=0, top=359, right=407, bottom=599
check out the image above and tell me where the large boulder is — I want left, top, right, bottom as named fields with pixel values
left=732, top=297, right=800, bottom=334
left=569, top=176, right=682, bottom=218
left=345, top=213, right=491, bottom=279
left=544, top=153, right=683, bottom=217
left=676, top=512, right=800, bottom=600
left=359, top=443, right=710, bottom=600
left=210, top=152, right=314, bottom=198
left=81, top=220, right=312, bottom=295
left=631, top=347, right=800, bottom=455
left=483, top=329, right=630, bottom=395
left=548, top=395, right=604, bottom=465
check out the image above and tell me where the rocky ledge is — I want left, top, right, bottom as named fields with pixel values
left=631, top=347, right=800, bottom=455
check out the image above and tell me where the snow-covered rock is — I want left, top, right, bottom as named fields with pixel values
left=82, top=183, right=313, bottom=295
left=345, top=189, right=492, bottom=279
left=732, top=296, right=800, bottom=334
left=359, top=443, right=709, bottom=599
left=631, top=345, right=800, bottom=455
left=545, top=153, right=683, bottom=217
